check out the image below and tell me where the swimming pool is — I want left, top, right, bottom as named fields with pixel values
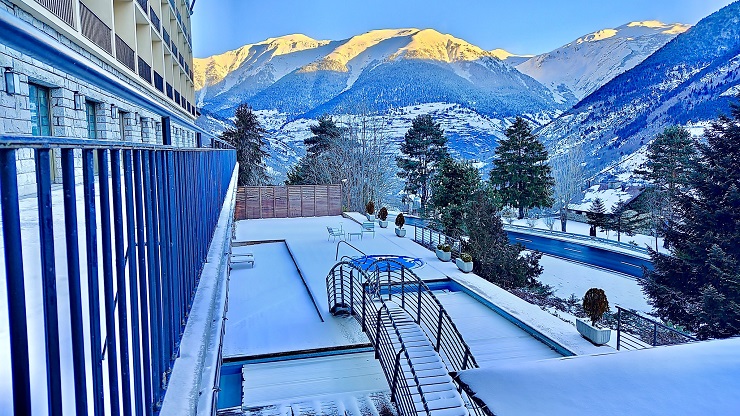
left=350, top=255, right=424, bottom=271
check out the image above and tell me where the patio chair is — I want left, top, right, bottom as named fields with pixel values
left=327, top=226, right=345, bottom=242
left=361, top=221, right=375, bottom=238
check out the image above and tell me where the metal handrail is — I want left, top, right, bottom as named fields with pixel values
left=327, top=259, right=485, bottom=415
left=503, top=224, right=651, bottom=255
left=335, top=240, right=366, bottom=261
left=412, top=226, right=462, bottom=259
left=616, top=306, right=697, bottom=350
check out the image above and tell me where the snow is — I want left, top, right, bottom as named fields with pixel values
left=242, top=352, right=389, bottom=408
left=458, top=338, right=740, bottom=416
left=223, top=241, right=368, bottom=358
left=537, top=255, right=651, bottom=314
left=517, top=21, right=688, bottom=100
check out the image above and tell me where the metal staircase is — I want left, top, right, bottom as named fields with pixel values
left=326, top=259, right=489, bottom=416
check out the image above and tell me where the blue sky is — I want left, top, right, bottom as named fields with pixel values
left=192, top=0, right=735, bottom=58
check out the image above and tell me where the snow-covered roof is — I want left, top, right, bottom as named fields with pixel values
left=568, top=183, right=644, bottom=214
left=458, top=338, right=740, bottom=416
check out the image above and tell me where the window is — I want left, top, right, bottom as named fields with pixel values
left=86, top=101, right=99, bottom=174
left=85, top=101, right=97, bottom=139
left=29, top=83, right=51, bottom=136
left=119, top=111, right=126, bottom=141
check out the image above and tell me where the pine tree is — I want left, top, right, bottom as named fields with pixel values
left=464, top=187, right=543, bottom=289
left=641, top=104, right=740, bottom=339
left=635, top=125, right=697, bottom=248
left=430, top=157, right=481, bottom=237
left=397, top=114, right=448, bottom=214
left=586, top=197, right=607, bottom=236
left=304, top=115, right=341, bottom=157
left=489, top=117, right=554, bottom=219
left=606, top=199, right=644, bottom=242
left=220, top=103, right=269, bottom=186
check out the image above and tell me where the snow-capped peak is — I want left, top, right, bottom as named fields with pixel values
left=517, top=20, right=690, bottom=100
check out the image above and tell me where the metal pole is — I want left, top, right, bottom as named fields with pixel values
left=616, top=307, right=622, bottom=351
left=34, top=149, right=63, bottom=416
left=61, top=148, right=89, bottom=416
left=0, top=149, right=32, bottom=415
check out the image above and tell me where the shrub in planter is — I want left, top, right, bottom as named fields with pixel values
left=365, top=201, right=375, bottom=220
left=456, top=252, right=474, bottom=273
left=395, top=213, right=406, bottom=237
left=378, top=207, right=389, bottom=228
left=378, top=207, right=388, bottom=221
left=435, top=244, right=452, bottom=261
left=577, top=288, right=611, bottom=345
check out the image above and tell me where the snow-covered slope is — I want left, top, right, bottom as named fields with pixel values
left=517, top=21, right=690, bottom=101
left=538, top=3, right=740, bottom=180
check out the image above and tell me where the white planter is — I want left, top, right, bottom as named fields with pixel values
left=366, top=214, right=376, bottom=221
left=576, top=318, right=611, bottom=345
left=378, top=220, right=388, bottom=228
left=455, top=258, right=473, bottom=273
left=436, top=249, right=452, bottom=262
left=395, top=227, right=406, bottom=237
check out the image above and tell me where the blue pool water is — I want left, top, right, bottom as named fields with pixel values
left=350, top=255, right=424, bottom=271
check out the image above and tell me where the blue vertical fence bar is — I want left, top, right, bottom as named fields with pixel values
left=61, top=148, right=89, bottom=416
left=133, top=149, right=154, bottom=415
left=83, top=148, right=106, bottom=416
left=0, top=149, right=32, bottom=416
left=0, top=136, right=235, bottom=415
left=98, top=149, right=122, bottom=416
left=34, top=149, right=63, bottom=416
left=123, top=149, right=145, bottom=416
left=111, top=149, right=133, bottom=416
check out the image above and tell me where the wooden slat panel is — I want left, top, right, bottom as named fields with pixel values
left=288, top=186, right=302, bottom=218
left=301, top=186, right=315, bottom=217
left=235, top=186, right=246, bottom=220
left=260, top=187, right=275, bottom=218
left=328, top=185, right=342, bottom=215
left=314, top=185, right=329, bottom=216
left=244, top=187, right=261, bottom=219
left=274, top=186, right=288, bottom=218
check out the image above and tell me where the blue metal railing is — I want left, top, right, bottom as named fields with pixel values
left=0, top=135, right=236, bottom=416
left=503, top=224, right=651, bottom=255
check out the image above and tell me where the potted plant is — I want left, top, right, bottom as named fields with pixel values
left=366, top=201, right=375, bottom=221
left=395, top=213, right=406, bottom=237
left=576, top=288, right=611, bottom=345
left=436, top=244, right=452, bottom=262
left=455, top=253, right=473, bottom=273
left=377, top=207, right=389, bottom=228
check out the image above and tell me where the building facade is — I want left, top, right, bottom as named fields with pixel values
left=0, top=0, right=204, bottom=195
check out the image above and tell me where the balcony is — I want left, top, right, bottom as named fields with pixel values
left=34, top=0, right=75, bottom=28
left=137, top=56, right=152, bottom=84
left=0, top=136, right=236, bottom=415
left=115, top=35, right=136, bottom=73
left=149, top=6, right=160, bottom=32
left=166, top=82, right=173, bottom=99
left=80, top=2, right=112, bottom=53
left=136, top=0, right=148, bottom=12
left=162, top=27, right=170, bottom=49
left=153, top=70, right=164, bottom=92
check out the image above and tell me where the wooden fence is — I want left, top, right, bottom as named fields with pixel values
left=235, top=185, right=343, bottom=220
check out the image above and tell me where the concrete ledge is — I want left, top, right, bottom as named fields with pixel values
left=159, top=164, right=238, bottom=416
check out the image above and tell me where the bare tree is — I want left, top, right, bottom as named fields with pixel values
left=288, top=108, right=397, bottom=212
left=551, top=142, right=585, bottom=232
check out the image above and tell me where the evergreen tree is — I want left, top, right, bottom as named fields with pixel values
left=220, top=103, right=269, bottom=186
left=489, top=117, right=554, bottom=219
left=586, top=197, right=607, bottom=236
left=430, top=157, right=481, bottom=237
left=305, top=115, right=341, bottom=157
left=464, top=187, right=543, bottom=289
left=641, top=104, right=740, bottom=339
left=635, top=125, right=697, bottom=248
left=606, top=199, right=644, bottom=242
left=397, top=114, right=448, bottom=214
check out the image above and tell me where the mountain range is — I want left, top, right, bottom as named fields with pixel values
left=194, top=2, right=740, bottom=182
